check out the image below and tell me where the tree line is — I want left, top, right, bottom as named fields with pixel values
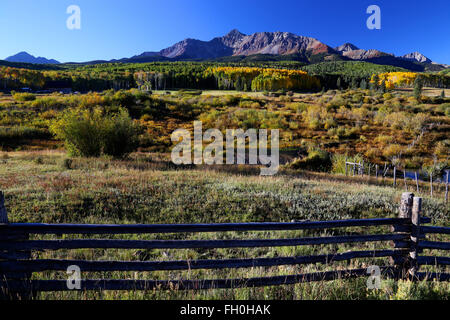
left=1, top=61, right=449, bottom=93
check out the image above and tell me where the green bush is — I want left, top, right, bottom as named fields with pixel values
left=331, top=153, right=364, bottom=174
left=12, top=92, right=36, bottom=102
left=0, top=126, right=51, bottom=142
left=287, top=147, right=331, bottom=172
left=51, top=108, right=104, bottom=157
left=436, top=102, right=450, bottom=116
left=30, top=97, right=63, bottom=110
left=50, top=107, right=141, bottom=158
left=102, top=110, right=142, bottom=158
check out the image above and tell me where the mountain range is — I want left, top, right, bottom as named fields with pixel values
left=5, top=51, right=60, bottom=64
left=4, top=30, right=448, bottom=71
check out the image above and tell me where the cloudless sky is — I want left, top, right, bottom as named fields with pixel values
left=0, top=0, right=449, bottom=63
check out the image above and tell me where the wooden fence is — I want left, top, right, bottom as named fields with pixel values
left=0, top=191, right=449, bottom=299
left=345, top=161, right=449, bottom=202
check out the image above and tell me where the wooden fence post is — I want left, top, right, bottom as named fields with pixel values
left=409, top=197, right=422, bottom=278
left=0, top=191, right=32, bottom=300
left=415, top=172, right=419, bottom=193
left=430, top=173, right=433, bottom=198
left=1, top=191, right=10, bottom=299
left=445, top=170, right=449, bottom=203
left=0, top=191, right=7, bottom=224
left=403, top=170, right=407, bottom=191
left=393, top=166, right=397, bottom=188
left=399, top=192, right=414, bottom=219
left=391, top=192, right=414, bottom=278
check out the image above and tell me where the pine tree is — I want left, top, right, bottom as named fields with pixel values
left=380, top=80, right=386, bottom=93
left=360, top=79, right=367, bottom=90
left=336, top=77, right=341, bottom=90
left=414, top=75, right=423, bottom=100
left=371, top=74, right=379, bottom=91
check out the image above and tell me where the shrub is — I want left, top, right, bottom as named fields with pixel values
left=382, top=144, right=403, bottom=158
left=31, top=97, right=62, bottom=110
left=12, top=92, right=36, bottom=102
left=61, top=158, right=73, bottom=170
left=51, top=107, right=141, bottom=158
left=436, top=103, right=450, bottom=116
left=364, top=148, right=380, bottom=159
left=239, top=100, right=260, bottom=108
left=331, top=153, right=347, bottom=174
left=286, top=102, right=308, bottom=114
left=34, top=156, right=44, bottom=165
left=288, top=147, right=331, bottom=172
left=374, top=134, right=392, bottom=145
left=102, top=110, right=142, bottom=158
left=0, top=126, right=51, bottom=142
left=331, top=153, right=364, bottom=174
left=383, top=93, right=393, bottom=100
left=404, top=156, right=423, bottom=169
left=113, top=90, right=136, bottom=107
left=435, top=140, right=449, bottom=157
left=323, top=118, right=336, bottom=130
left=50, top=108, right=105, bottom=157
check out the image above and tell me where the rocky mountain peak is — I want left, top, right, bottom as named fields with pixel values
left=401, top=52, right=432, bottom=63
left=221, top=29, right=246, bottom=47
left=335, top=43, right=359, bottom=53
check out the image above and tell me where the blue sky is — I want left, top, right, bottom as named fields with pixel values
left=0, top=0, right=449, bottom=63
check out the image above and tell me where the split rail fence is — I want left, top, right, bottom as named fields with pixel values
left=345, top=162, right=449, bottom=202
left=0, top=191, right=449, bottom=299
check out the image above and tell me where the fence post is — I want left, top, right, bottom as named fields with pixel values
left=399, top=192, right=414, bottom=218
left=403, top=170, right=407, bottom=191
left=393, top=166, right=397, bottom=188
left=345, top=160, right=348, bottom=176
left=430, top=173, right=433, bottom=198
left=0, top=191, right=32, bottom=300
left=391, top=192, right=414, bottom=278
left=0, top=191, right=7, bottom=224
left=409, top=197, right=422, bottom=278
left=415, top=172, right=419, bottom=193
left=0, top=191, right=10, bottom=299
left=445, top=170, right=449, bottom=203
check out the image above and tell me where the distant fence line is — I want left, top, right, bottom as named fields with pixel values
left=0, top=191, right=449, bottom=299
left=345, top=161, right=449, bottom=202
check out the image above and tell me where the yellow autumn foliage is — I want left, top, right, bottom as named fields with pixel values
left=207, top=67, right=321, bottom=91
left=370, top=72, right=418, bottom=89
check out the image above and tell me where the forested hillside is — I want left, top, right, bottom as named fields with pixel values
left=0, top=60, right=449, bottom=92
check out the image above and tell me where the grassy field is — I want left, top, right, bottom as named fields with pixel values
left=394, top=87, right=450, bottom=97
left=0, top=86, right=448, bottom=300
left=1, top=88, right=449, bottom=170
left=0, top=151, right=448, bottom=300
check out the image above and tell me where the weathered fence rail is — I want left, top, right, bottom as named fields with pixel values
left=0, top=191, right=449, bottom=299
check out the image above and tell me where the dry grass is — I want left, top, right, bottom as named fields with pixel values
left=0, top=151, right=448, bottom=300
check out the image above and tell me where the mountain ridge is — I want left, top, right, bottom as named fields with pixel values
left=4, top=30, right=448, bottom=71
left=5, top=51, right=60, bottom=64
